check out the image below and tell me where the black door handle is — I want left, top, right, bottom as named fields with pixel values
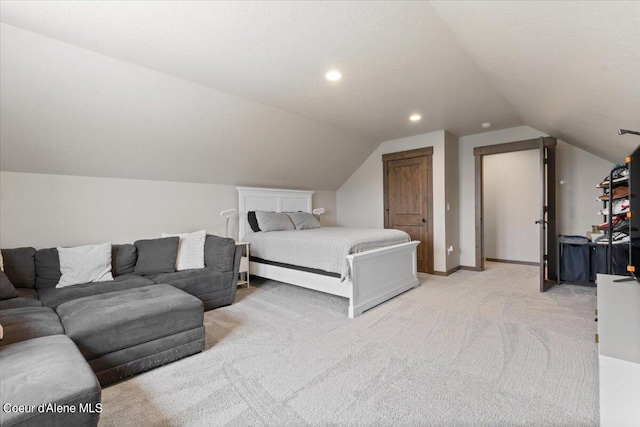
left=421, top=218, right=426, bottom=223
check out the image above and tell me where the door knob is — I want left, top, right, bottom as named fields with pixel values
left=421, top=218, right=426, bottom=223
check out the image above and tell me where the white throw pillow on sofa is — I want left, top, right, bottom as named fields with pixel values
left=56, top=242, right=114, bottom=288
left=161, top=230, right=206, bottom=271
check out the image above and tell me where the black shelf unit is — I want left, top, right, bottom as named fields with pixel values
left=596, top=164, right=630, bottom=274
left=556, top=163, right=631, bottom=286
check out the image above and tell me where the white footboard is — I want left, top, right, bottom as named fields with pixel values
left=345, top=241, right=420, bottom=318
left=249, top=241, right=420, bottom=318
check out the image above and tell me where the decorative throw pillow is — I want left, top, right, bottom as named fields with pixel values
left=35, top=248, right=62, bottom=289
left=161, top=230, right=206, bottom=271
left=254, top=211, right=295, bottom=232
left=204, top=234, right=236, bottom=272
left=248, top=211, right=261, bottom=232
left=1, top=247, right=37, bottom=288
left=111, top=244, right=138, bottom=276
left=134, top=237, right=179, bottom=275
left=287, top=212, right=321, bottom=230
left=56, top=242, right=114, bottom=288
left=0, top=271, right=18, bottom=300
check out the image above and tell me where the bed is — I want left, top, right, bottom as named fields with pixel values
left=237, top=187, right=420, bottom=318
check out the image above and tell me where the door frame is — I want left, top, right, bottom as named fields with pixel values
left=474, top=137, right=557, bottom=288
left=383, top=147, right=434, bottom=274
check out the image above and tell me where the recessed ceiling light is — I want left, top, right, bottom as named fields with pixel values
left=482, top=122, right=492, bottom=129
left=324, top=70, right=342, bottom=81
left=409, top=114, right=422, bottom=122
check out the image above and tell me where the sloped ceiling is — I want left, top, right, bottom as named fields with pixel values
left=0, top=24, right=376, bottom=191
left=431, top=1, right=640, bottom=162
left=0, top=1, right=638, bottom=189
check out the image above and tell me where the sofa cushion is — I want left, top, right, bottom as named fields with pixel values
left=161, top=230, right=206, bottom=271
left=0, top=288, right=42, bottom=310
left=0, top=335, right=101, bottom=427
left=112, top=244, right=137, bottom=276
left=146, top=267, right=234, bottom=298
left=1, top=247, right=36, bottom=288
left=35, top=247, right=62, bottom=289
left=0, top=306, right=64, bottom=347
left=38, top=274, right=155, bottom=310
left=0, top=297, right=43, bottom=311
left=16, top=288, right=38, bottom=300
left=134, top=237, right=179, bottom=275
left=57, top=242, right=114, bottom=288
left=56, top=284, right=203, bottom=360
left=204, top=234, right=236, bottom=272
left=0, top=271, right=18, bottom=300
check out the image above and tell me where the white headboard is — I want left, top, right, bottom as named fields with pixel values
left=237, top=187, right=314, bottom=240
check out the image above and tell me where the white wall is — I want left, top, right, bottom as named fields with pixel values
left=555, top=141, right=616, bottom=237
left=458, top=126, right=545, bottom=267
left=483, top=150, right=540, bottom=263
left=459, top=126, right=614, bottom=267
left=333, top=124, right=612, bottom=272
left=0, top=172, right=336, bottom=249
left=337, top=130, right=453, bottom=272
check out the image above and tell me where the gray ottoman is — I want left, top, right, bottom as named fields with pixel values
left=0, top=335, right=101, bottom=427
left=56, top=284, right=205, bottom=385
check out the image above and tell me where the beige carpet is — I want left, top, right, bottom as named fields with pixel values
left=100, top=262, right=599, bottom=426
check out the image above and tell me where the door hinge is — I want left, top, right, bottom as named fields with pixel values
left=544, top=255, right=549, bottom=261
left=595, top=334, right=599, bottom=344
left=544, top=206, right=549, bottom=213
left=544, top=158, right=549, bottom=165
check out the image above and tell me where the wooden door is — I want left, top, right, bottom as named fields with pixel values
left=383, top=147, right=433, bottom=273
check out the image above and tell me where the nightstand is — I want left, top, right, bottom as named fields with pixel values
left=236, top=242, right=250, bottom=287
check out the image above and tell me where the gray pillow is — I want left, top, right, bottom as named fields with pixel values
left=134, top=237, right=179, bottom=275
left=35, top=248, right=61, bottom=289
left=255, top=211, right=295, bottom=232
left=204, top=235, right=236, bottom=272
left=0, top=271, right=18, bottom=300
left=1, top=248, right=37, bottom=288
left=287, top=212, right=321, bottom=230
left=112, top=244, right=137, bottom=276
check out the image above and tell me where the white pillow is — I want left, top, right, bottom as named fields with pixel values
left=56, top=242, right=114, bottom=288
left=161, top=230, right=206, bottom=271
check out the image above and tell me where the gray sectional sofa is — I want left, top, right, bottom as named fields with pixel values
left=0, top=235, right=241, bottom=426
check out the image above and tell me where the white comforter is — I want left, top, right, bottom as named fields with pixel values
left=243, top=227, right=410, bottom=280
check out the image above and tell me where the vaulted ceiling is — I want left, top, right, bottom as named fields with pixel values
left=1, top=1, right=638, bottom=189
left=431, top=1, right=640, bottom=162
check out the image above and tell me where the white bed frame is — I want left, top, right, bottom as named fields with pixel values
left=237, top=187, right=420, bottom=318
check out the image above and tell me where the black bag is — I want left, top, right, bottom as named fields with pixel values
left=559, top=235, right=591, bottom=283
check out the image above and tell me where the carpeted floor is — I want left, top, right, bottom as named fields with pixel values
left=100, top=262, right=599, bottom=426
